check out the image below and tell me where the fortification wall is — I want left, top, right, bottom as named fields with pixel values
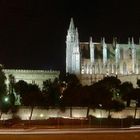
left=80, top=74, right=140, bottom=87
left=0, top=107, right=140, bottom=120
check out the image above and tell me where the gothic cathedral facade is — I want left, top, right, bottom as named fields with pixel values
left=66, top=18, right=140, bottom=86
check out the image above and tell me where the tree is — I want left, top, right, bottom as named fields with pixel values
left=100, top=76, right=121, bottom=90
left=107, top=99, right=125, bottom=118
left=130, top=88, right=140, bottom=119
left=0, top=65, right=8, bottom=114
left=42, top=78, right=61, bottom=106
left=89, top=76, right=124, bottom=117
left=60, top=86, right=82, bottom=117
left=14, top=80, right=43, bottom=106
left=93, top=76, right=121, bottom=101
left=14, top=80, right=44, bottom=120
left=8, top=74, right=15, bottom=94
left=23, top=83, right=43, bottom=120
left=119, top=82, right=133, bottom=107
left=8, top=74, right=16, bottom=107
left=137, top=79, right=140, bottom=87
left=22, top=83, right=42, bottom=106
left=0, top=65, right=7, bottom=97
left=14, top=80, right=28, bottom=105
left=90, top=77, right=118, bottom=107
left=62, top=73, right=81, bottom=88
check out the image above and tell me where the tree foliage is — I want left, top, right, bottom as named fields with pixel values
left=137, top=79, right=140, bottom=87
left=0, top=66, right=7, bottom=96
left=42, top=78, right=61, bottom=106
left=14, top=80, right=44, bottom=106
left=0, top=65, right=8, bottom=113
left=119, top=82, right=133, bottom=107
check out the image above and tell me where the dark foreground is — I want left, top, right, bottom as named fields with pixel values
left=0, top=117, right=140, bottom=140
left=0, top=128, right=140, bottom=140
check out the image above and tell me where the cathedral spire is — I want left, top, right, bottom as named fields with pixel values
left=75, top=28, right=79, bottom=50
left=113, top=37, right=117, bottom=47
left=102, top=37, right=105, bottom=44
left=90, top=37, right=95, bottom=64
left=132, top=37, right=134, bottom=44
left=69, top=18, right=75, bottom=31
left=90, top=36, right=93, bottom=43
left=102, top=37, right=107, bottom=65
left=66, top=18, right=80, bottom=74
left=75, top=28, right=79, bottom=37
left=128, top=37, right=131, bottom=45
left=131, top=37, right=136, bottom=73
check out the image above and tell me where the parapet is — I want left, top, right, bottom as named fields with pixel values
left=3, top=69, right=60, bottom=75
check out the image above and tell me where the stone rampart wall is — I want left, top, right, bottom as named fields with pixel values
left=0, top=107, right=140, bottom=120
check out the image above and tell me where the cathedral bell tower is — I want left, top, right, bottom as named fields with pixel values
left=66, top=18, right=80, bottom=74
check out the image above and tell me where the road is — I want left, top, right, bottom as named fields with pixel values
left=0, top=127, right=140, bottom=140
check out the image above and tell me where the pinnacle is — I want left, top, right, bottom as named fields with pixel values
left=69, top=18, right=75, bottom=31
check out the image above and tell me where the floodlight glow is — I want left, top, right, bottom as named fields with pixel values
left=40, top=114, right=44, bottom=118
left=99, top=104, right=102, bottom=107
left=96, top=113, right=102, bottom=118
left=4, top=97, right=9, bottom=102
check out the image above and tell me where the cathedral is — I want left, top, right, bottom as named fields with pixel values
left=66, top=18, right=140, bottom=86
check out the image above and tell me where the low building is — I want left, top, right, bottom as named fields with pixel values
left=4, top=69, right=60, bottom=89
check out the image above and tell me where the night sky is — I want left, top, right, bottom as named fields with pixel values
left=0, top=0, right=140, bottom=71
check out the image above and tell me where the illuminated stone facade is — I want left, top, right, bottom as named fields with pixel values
left=66, top=18, right=140, bottom=86
left=3, top=69, right=60, bottom=89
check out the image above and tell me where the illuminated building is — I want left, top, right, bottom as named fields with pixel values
left=66, top=18, right=140, bottom=86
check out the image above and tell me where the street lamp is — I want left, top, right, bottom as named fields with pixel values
left=4, top=97, right=9, bottom=102
left=99, top=104, right=102, bottom=108
left=3, top=96, right=10, bottom=104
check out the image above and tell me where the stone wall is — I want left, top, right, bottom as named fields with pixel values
left=0, top=107, right=140, bottom=120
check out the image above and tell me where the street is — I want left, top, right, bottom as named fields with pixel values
left=0, top=127, right=140, bottom=140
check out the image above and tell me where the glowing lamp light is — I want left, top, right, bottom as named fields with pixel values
left=99, top=104, right=102, bottom=107
left=4, top=97, right=9, bottom=103
left=40, top=114, right=44, bottom=118
left=96, top=113, right=102, bottom=118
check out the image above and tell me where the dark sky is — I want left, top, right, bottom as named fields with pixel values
left=0, top=0, right=140, bottom=71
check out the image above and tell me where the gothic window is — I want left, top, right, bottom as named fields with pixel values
left=128, top=48, right=132, bottom=58
left=94, top=44, right=103, bottom=59
left=81, top=45, right=90, bottom=59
